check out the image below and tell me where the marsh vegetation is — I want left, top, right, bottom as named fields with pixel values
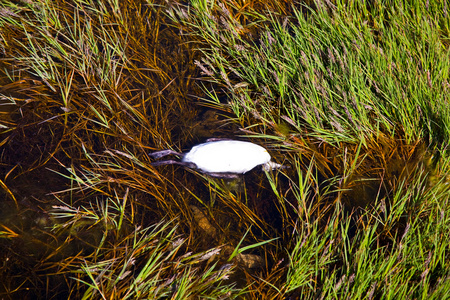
left=1, top=0, right=450, bottom=299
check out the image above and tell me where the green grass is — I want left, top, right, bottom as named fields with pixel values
left=170, top=0, right=450, bottom=146
left=1, top=0, right=450, bottom=299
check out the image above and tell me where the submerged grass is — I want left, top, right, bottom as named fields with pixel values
left=0, top=0, right=450, bottom=299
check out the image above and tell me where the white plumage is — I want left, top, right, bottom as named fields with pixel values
left=182, top=140, right=271, bottom=174
left=150, top=140, right=281, bottom=177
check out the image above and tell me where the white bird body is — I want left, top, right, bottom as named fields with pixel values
left=150, top=139, right=282, bottom=177
left=182, top=140, right=271, bottom=174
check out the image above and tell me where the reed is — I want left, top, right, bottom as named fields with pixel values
left=1, top=0, right=450, bottom=298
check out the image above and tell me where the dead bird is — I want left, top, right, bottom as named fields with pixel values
left=149, top=140, right=283, bottom=178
